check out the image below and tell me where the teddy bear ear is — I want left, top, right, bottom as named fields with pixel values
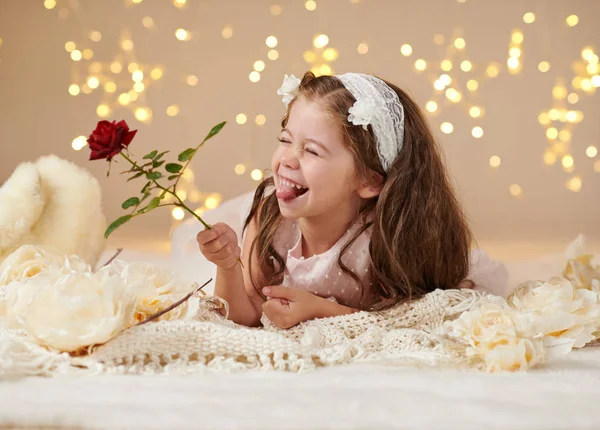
left=0, top=162, right=45, bottom=254
left=32, top=155, right=107, bottom=268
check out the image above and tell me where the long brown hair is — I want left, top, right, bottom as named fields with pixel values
left=243, top=71, right=473, bottom=310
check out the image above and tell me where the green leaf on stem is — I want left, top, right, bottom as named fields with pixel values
left=146, top=172, right=162, bottom=181
left=178, top=148, right=196, bottom=162
left=122, top=197, right=140, bottom=209
left=104, top=215, right=132, bottom=238
left=127, top=171, right=144, bottom=181
left=143, top=150, right=158, bottom=160
left=152, top=160, right=165, bottom=168
left=165, top=163, right=183, bottom=173
left=147, top=197, right=161, bottom=211
left=154, top=151, right=169, bottom=161
left=140, top=192, right=151, bottom=204
left=203, top=121, right=227, bottom=142
left=167, top=174, right=179, bottom=181
left=141, top=181, right=151, bottom=194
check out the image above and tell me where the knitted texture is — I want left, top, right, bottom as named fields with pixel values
left=0, top=289, right=480, bottom=377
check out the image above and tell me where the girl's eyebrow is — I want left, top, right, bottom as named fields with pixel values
left=281, top=128, right=330, bottom=154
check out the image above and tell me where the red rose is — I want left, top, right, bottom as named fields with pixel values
left=87, top=120, right=137, bottom=161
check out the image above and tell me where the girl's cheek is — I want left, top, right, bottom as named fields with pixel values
left=271, top=150, right=282, bottom=167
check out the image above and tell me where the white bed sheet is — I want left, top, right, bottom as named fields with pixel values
left=1, top=346, right=599, bottom=430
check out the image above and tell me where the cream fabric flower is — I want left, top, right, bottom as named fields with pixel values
left=563, top=255, right=600, bottom=292
left=347, top=98, right=377, bottom=130
left=277, top=74, right=301, bottom=107
left=563, top=234, right=600, bottom=292
left=508, top=277, right=600, bottom=355
left=447, top=297, right=543, bottom=371
left=0, top=244, right=89, bottom=287
left=480, top=337, right=543, bottom=372
left=110, top=261, right=192, bottom=322
left=4, top=267, right=142, bottom=352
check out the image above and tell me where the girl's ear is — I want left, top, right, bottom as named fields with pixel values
left=357, top=171, right=384, bottom=199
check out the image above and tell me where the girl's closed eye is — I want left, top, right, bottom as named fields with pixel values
left=277, top=137, right=319, bottom=156
left=303, top=147, right=319, bottom=156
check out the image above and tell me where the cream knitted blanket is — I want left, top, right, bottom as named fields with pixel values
left=0, top=288, right=479, bottom=378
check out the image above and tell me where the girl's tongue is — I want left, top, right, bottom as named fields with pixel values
left=276, top=181, right=308, bottom=201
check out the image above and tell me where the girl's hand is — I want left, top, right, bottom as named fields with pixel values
left=261, top=286, right=321, bottom=329
left=196, top=222, right=241, bottom=271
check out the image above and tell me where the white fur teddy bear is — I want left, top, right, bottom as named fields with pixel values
left=0, top=155, right=106, bottom=267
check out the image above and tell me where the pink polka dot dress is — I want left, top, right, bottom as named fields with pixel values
left=273, top=218, right=372, bottom=309
left=269, top=218, right=509, bottom=309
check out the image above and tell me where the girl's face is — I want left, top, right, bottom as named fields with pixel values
left=271, top=97, right=363, bottom=221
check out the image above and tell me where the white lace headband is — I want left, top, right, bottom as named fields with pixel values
left=276, top=73, right=405, bottom=172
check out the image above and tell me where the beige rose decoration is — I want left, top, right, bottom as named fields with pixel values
left=4, top=267, right=142, bottom=352
left=562, top=234, right=600, bottom=292
left=446, top=297, right=543, bottom=372
left=109, top=261, right=192, bottom=322
left=0, top=244, right=90, bottom=287
left=0, top=246, right=196, bottom=353
left=508, top=277, right=600, bottom=355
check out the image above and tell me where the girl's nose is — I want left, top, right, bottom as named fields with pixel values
left=280, top=146, right=300, bottom=169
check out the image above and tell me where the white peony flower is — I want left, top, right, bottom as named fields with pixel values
left=447, top=297, right=543, bottom=372
left=0, top=244, right=90, bottom=287
left=347, top=98, right=377, bottom=130
left=563, top=255, right=600, bottom=293
left=562, top=234, right=600, bottom=292
left=109, top=261, right=192, bottom=322
left=276, top=74, right=301, bottom=107
left=479, top=337, right=543, bottom=373
left=4, top=267, right=142, bottom=352
left=508, top=277, right=600, bottom=355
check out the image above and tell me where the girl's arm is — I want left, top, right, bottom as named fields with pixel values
left=261, top=285, right=359, bottom=329
left=210, top=210, right=269, bottom=327
left=237, top=210, right=273, bottom=325
left=213, top=264, right=261, bottom=327
left=311, top=296, right=359, bottom=318
left=197, top=221, right=259, bottom=326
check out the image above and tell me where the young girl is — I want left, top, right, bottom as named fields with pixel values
left=197, top=71, right=507, bottom=329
